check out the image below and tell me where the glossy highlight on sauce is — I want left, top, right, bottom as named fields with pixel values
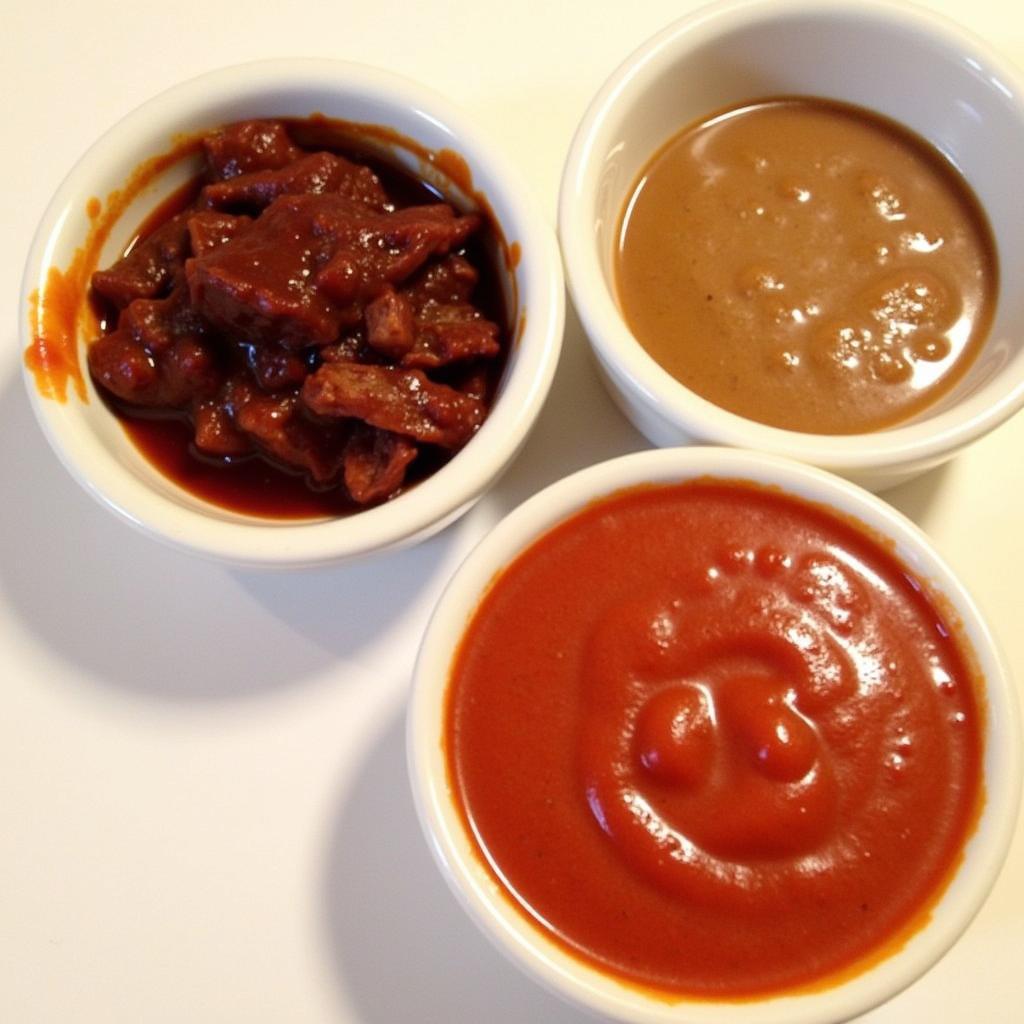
left=615, top=99, right=997, bottom=434
left=445, top=481, right=983, bottom=998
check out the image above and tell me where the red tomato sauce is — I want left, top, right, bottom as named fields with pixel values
left=445, top=480, right=984, bottom=998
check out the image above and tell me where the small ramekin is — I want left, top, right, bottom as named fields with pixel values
left=408, top=446, right=1021, bottom=1024
left=20, top=59, right=564, bottom=568
left=559, top=0, right=1024, bottom=491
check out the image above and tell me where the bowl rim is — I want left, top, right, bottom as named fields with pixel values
left=557, top=0, right=1024, bottom=474
left=20, top=57, right=565, bottom=568
left=407, top=445, right=1022, bottom=1024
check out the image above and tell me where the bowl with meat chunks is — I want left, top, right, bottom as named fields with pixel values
left=21, top=60, right=564, bottom=567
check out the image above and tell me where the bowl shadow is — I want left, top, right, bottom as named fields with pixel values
left=1, top=364, right=454, bottom=703
left=483, top=299, right=649, bottom=514
left=879, top=460, right=953, bottom=531
left=319, top=706, right=596, bottom=1024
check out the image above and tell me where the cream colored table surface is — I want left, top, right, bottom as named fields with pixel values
left=3, top=1, right=1022, bottom=1020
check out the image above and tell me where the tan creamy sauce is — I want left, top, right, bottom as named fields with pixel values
left=615, top=99, right=997, bottom=434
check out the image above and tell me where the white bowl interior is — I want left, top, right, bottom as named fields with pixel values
left=409, top=446, right=1021, bottom=1024
left=561, top=0, right=1024, bottom=484
left=22, top=60, right=564, bottom=567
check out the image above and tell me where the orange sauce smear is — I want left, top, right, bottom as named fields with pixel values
left=24, top=137, right=204, bottom=403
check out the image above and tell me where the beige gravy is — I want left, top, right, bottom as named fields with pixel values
left=614, top=98, right=997, bottom=434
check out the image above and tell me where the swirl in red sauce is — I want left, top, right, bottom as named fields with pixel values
left=445, top=480, right=983, bottom=998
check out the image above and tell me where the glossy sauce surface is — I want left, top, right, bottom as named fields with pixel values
left=96, top=160, right=479, bottom=519
left=615, top=99, right=997, bottom=433
left=446, top=481, right=983, bottom=997
left=32, top=117, right=510, bottom=520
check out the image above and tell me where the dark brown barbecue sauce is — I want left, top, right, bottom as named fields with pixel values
left=82, top=118, right=510, bottom=519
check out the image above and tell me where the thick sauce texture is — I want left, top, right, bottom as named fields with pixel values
left=446, top=482, right=983, bottom=997
left=615, top=99, right=997, bottom=433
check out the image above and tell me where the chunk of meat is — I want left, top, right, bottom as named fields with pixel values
left=365, top=286, right=415, bottom=357
left=186, top=194, right=480, bottom=347
left=91, top=212, right=191, bottom=308
left=185, top=195, right=344, bottom=347
left=301, top=362, right=484, bottom=449
left=193, top=393, right=253, bottom=457
left=119, top=282, right=203, bottom=353
left=233, top=391, right=345, bottom=484
left=193, top=375, right=257, bottom=457
left=457, top=366, right=491, bottom=402
left=319, top=332, right=372, bottom=365
left=401, top=303, right=500, bottom=368
left=203, top=120, right=302, bottom=180
left=88, top=328, right=220, bottom=407
left=87, top=283, right=221, bottom=406
left=202, top=151, right=389, bottom=212
left=406, top=254, right=479, bottom=306
left=246, top=342, right=310, bottom=391
left=88, top=330, right=161, bottom=404
left=314, top=201, right=481, bottom=303
left=397, top=254, right=502, bottom=367
left=187, top=211, right=252, bottom=255
left=343, top=424, right=418, bottom=503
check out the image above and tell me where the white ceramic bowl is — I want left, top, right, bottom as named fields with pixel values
left=20, top=59, right=564, bottom=568
left=408, top=446, right=1021, bottom=1024
left=559, top=0, right=1024, bottom=492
